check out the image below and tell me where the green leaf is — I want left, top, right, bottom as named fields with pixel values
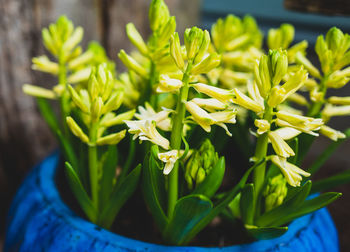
left=99, top=145, right=119, bottom=210
left=308, top=128, right=350, bottom=175
left=163, top=194, right=213, bottom=245
left=37, top=98, right=79, bottom=172
left=192, top=157, right=225, bottom=198
left=65, top=162, right=97, bottom=222
left=296, top=133, right=316, bottom=166
left=245, top=225, right=288, bottom=240
left=174, top=159, right=263, bottom=245
left=289, top=138, right=299, bottom=165
left=311, top=170, right=350, bottom=194
left=98, top=164, right=141, bottom=229
left=256, top=181, right=312, bottom=227
left=142, top=148, right=168, bottom=231
left=118, top=135, right=136, bottom=181
left=240, top=184, right=255, bottom=225
left=270, top=192, right=341, bottom=227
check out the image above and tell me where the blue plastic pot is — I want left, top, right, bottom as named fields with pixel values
left=5, top=152, right=339, bottom=251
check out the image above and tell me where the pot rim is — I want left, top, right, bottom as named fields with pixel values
left=13, top=151, right=337, bottom=251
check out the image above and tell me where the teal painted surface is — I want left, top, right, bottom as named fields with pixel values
left=202, top=0, right=350, bottom=44
left=5, top=152, right=339, bottom=251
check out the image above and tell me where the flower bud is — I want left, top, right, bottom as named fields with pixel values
left=170, top=33, right=185, bottom=70
left=42, top=28, right=57, bottom=56
left=67, top=67, right=92, bottom=84
left=102, top=90, right=124, bottom=114
left=88, top=73, right=99, bottom=101
left=233, top=88, right=264, bottom=113
left=101, top=109, right=135, bottom=127
left=194, top=30, right=211, bottom=64
left=149, top=0, right=170, bottom=31
left=158, top=16, right=176, bottom=46
left=270, top=155, right=310, bottom=187
left=23, top=84, right=57, bottom=99
left=126, top=23, right=148, bottom=55
left=191, top=98, right=227, bottom=111
left=328, top=96, right=350, bottom=105
left=62, top=26, right=84, bottom=53
left=118, top=50, right=148, bottom=78
left=192, top=83, right=233, bottom=103
left=319, top=125, right=346, bottom=141
left=191, top=53, right=221, bottom=75
left=255, top=119, right=270, bottom=135
left=184, top=27, right=204, bottom=60
left=96, top=130, right=126, bottom=145
left=68, top=85, right=89, bottom=113
left=185, top=139, right=218, bottom=189
left=66, top=116, right=89, bottom=144
left=91, top=97, right=104, bottom=122
left=295, top=52, right=321, bottom=79
left=325, top=27, right=343, bottom=54
left=270, top=50, right=288, bottom=86
left=268, top=131, right=295, bottom=158
left=156, top=74, right=183, bottom=93
left=32, top=56, right=59, bottom=75
left=186, top=101, right=216, bottom=132
left=256, top=55, right=271, bottom=97
left=263, top=174, right=287, bottom=212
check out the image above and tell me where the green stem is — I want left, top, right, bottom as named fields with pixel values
left=58, top=51, right=69, bottom=135
left=149, top=61, right=158, bottom=109
left=253, top=105, right=273, bottom=214
left=167, top=62, right=193, bottom=218
left=89, top=121, right=99, bottom=212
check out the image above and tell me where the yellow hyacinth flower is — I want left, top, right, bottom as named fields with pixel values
left=124, top=119, right=170, bottom=150
left=268, top=131, right=295, bottom=158
left=158, top=150, right=180, bottom=175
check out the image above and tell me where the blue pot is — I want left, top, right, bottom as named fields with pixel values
left=5, top=152, right=339, bottom=252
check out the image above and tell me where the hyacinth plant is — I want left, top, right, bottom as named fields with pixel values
left=24, top=0, right=350, bottom=246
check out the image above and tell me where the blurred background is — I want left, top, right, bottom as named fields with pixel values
left=0, top=0, right=349, bottom=250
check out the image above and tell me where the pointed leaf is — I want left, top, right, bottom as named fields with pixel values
left=271, top=192, right=341, bottom=227
left=257, top=181, right=312, bottom=227
left=240, top=184, right=255, bottom=225
left=142, top=149, right=168, bottom=231
left=192, top=157, right=225, bottom=198
left=37, top=98, right=79, bottom=172
left=245, top=225, right=288, bottom=240
left=65, top=162, right=97, bottom=222
left=98, top=164, right=141, bottom=228
left=176, top=159, right=264, bottom=245
left=163, top=194, right=213, bottom=245
left=99, top=145, right=119, bottom=210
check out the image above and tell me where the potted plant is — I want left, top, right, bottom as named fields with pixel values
left=5, top=0, right=350, bottom=251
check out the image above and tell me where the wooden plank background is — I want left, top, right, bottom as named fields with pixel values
left=0, top=0, right=200, bottom=239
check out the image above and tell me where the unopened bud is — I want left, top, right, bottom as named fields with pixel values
left=149, top=0, right=170, bottom=31
left=66, top=116, right=89, bottom=144
left=170, top=33, right=185, bottom=70
left=126, top=23, right=148, bottom=55
left=118, top=50, right=148, bottom=78
left=96, top=130, right=126, bottom=145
